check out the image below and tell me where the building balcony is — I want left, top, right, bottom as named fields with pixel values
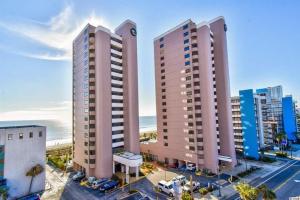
left=111, top=49, right=122, bottom=56
left=111, top=71, right=123, bottom=78
left=111, top=40, right=122, bottom=49
left=111, top=56, right=122, bottom=64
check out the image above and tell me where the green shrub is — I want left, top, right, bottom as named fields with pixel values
left=129, top=189, right=139, bottom=194
left=260, top=156, right=276, bottom=163
left=237, top=166, right=259, bottom=177
left=199, top=188, right=208, bottom=195
left=181, top=192, right=193, bottom=200
left=275, top=152, right=287, bottom=157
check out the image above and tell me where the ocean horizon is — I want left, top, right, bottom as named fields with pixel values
left=0, top=116, right=157, bottom=146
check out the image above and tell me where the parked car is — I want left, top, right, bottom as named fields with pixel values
left=72, top=171, right=85, bottom=181
left=99, top=180, right=119, bottom=192
left=179, top=165, right=186, bottom=172
left=157, top=180, right=175, bottom=197
left=172, top=175, right=187, bottom=186
left=186, top=163, right=196, bottom=171
left=88, top=177, right=97, bottom=184
left=92, top=178, right=109, bottom=189
left=183, top=181, right=201, bottom=193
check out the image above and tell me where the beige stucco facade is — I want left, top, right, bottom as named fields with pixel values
left=72, top=20, right=139, bottom=178
left=141, top=17, right=237, bottom=173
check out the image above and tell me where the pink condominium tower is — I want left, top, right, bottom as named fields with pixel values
left=141, top=17, right=237, bottom=173
left=72, top=20, right=142, bottom=180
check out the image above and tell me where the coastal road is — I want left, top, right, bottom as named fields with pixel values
left=227, top=159, right=300, bottom=200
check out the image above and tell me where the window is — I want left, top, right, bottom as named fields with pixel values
left=39, top=131, right=43, bottom=137
left=184, top=54, right=190, bottom=58
left=8, top=134, right=13, bottom=140
left=184, top=39, right=189, bottom=44
left=183, top=24, right=189, bottom=30
left=160, top=44, right=164, bottom=48
left=185, top=61, right=190, bottom=66
left=29, top=132, right=33, bottom=138
left=161, top=62, right=165, bottom=67
left=184, top=46, right=190, bottom=51
left=19, top=133, right=24, bottom=139
left=183, top=32, right=189, bottom=37
left=160, top=37, right=164, bottom=42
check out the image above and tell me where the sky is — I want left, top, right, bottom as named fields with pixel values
left=0, top=0, right=300, bottom=125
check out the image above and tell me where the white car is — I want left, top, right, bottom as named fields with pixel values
left=186, top=163, right=196, bottom=171
left=172, top=175, right=187, bottom=185
left=88, top=177, right=97, bottom=185
left=183, top=181, right=201, bottom=192
left=157, top=180, right=175, bottom=197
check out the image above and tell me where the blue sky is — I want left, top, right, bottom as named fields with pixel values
left=0, top=0, right=300, bottom=123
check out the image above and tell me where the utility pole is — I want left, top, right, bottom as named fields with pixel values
left=217, top=167, right=221, bottom=197
left=190, top=175, right=193, bottom=199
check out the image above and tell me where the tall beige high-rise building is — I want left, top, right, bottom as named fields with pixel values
left=141, top=17, right=237, bottom=173
left=73, top=20, right=142, bottom=179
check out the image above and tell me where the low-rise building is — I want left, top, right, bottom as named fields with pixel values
left=0, top=125, right=46, bottom=199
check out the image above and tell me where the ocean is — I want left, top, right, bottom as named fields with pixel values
left=0, top=116, right=157, bottom=146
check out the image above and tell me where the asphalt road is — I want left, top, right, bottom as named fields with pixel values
left=227, top=159, right=300, bottom=200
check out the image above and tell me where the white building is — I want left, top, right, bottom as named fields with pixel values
left=0, top=125, right=46, bottom=199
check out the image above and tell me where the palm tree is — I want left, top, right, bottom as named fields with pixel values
left=258, top=184, right=276, bottom=200
left=0, top=187, right=8, bottom=200
left=234, top=183, right=258, bottom=200
left=26, top=164, right=44, bottom=195
left=275, top=132, right=286, bottom=152
left=181, top=191, right=193, bottom=200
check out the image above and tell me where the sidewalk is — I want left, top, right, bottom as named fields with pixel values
left=191, top=159, right=287, bottom=200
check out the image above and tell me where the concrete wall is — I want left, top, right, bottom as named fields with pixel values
left=0, top=126, right=46, bottom=199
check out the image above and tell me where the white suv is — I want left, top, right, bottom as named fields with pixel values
left=157, top=180, right=175, bottom=197
left=172, top=175, right=187, bottom=186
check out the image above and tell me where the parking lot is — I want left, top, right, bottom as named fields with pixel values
left=41, top=163, right=230, bottom=200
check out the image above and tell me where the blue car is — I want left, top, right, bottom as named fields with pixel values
left=99, top=180, right=119, bottom=192
left=91, top=178, right=109, bottom=189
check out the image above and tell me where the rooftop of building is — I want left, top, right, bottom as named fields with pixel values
left=153, top=16, right=224, bottom=41
left=0, top=125, right=45, bottom=130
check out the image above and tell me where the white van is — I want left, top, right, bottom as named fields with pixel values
left=157, top=180, right=175, bottom=197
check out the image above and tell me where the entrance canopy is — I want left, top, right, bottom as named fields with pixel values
left=218, top=155, right=233, bottom=162
left=113, top=151, right=143, bottom=167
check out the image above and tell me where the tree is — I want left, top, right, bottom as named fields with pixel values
left=275, top=132, right=286, bottom=152
left=0, top=187, right=8, bottom=200
left=234, top=183, right=258, bottom=200
left=181, top=192, right=193, bottom=200
left=26, top=164, right=44, bottom=195
left=258, top=184, right=276, bottom=200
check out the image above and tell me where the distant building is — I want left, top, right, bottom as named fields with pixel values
left=296, top=108, right=300, bottom=133
left=0, top=125, right=46, bottom=199
left=231, top=96, right=243, bottom=152
left=282, top=96, right=297, bottom=141
left=256, top=85, right=283, bottom=139
left=141, top=17, right=237, bottom=174
left=231, top=86, right=298, bottom=158
left=231, top=92, right=265, bottom=158
left=72, top=20, right=142, bottom=182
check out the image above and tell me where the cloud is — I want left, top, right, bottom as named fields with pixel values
left=0, top=101, right=72, bottom=125
left=0, top=5, right=110, bottom=61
